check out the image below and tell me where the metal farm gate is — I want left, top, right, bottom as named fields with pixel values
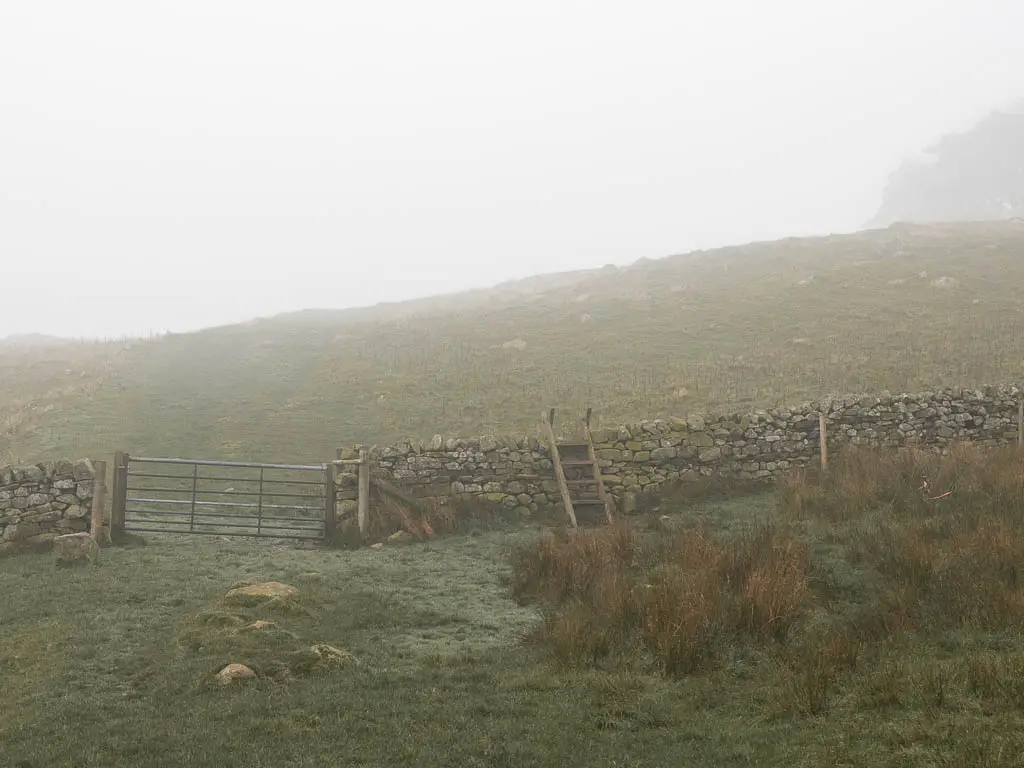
left=110, top=453, right=334, bottom=541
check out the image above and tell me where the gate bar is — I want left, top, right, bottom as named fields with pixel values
left=127, top=497, right=320, bottom=512
left=129, top=456, right=324, bottom=471
left=128, top=473, right=326, bottom=486
left=125, top=487, right=323, bottom=501
left=125, top=520, right=323, bottom=533
left=122, top=527, right=322, bottom=540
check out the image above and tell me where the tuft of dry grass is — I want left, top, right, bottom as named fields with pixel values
left=778, top=443, right=1024, bottom=524
left=516, top=440, right=1024, bottom=726
left=779, top=443, right=1024, bottom=632
left=512, top=522, right=811, bottom=675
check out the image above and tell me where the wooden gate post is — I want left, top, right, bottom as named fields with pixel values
left=323, top=462, right=337, bottom=542
left=110, top=452, right=129, bottom=540
left=357, top=448, right=370, bottom=538
left=819, top=412, right=829, bottom=472
left=90, top=459, right=110, bottom=547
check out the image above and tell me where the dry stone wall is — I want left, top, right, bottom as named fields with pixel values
left=345, top=385, right=1024, bottom=518
left=0, top=459, right=96, bottom=555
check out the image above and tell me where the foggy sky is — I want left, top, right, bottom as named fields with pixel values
left=3, top=0, right=1023, bottom=339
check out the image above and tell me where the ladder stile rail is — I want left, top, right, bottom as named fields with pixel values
left=582, top=408, right=617, bottom=525
left=542, top=409, right=578, bottom=528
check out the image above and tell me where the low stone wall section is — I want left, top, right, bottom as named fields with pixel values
left=343, top=385, right=1023, bottom=518
left=1, top=459, right=96, bottom=554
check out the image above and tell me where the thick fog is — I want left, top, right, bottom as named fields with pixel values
left=2, top=0, right=1023, bottom=338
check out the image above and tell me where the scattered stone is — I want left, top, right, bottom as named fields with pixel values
left=53, top=532, right=100, bottom=566
left=215, top=663, right=257, bottom=685
left=308, top=644, right=353, bottom=667
left=224, top=581, right=298, bottom=605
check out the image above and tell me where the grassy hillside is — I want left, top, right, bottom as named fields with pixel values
left=3, top=219, right=1024, bottom=465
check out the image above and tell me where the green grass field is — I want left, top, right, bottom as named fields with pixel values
left=3, top=220, right=1024, bottom=466
left=6, top=443, right=1024, bottom=767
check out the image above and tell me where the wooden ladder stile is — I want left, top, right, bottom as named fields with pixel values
left=542, top=406, right=615, bottom=528
left=542, top=408, right=578, bottom=528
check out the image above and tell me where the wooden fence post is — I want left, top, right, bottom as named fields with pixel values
left=110, top=452, right=128, bottom=540
left=323, top=462, right=337, bottom=542
left=90, top=459, right=110, bottom=547
left=1018, top=400, right=1023, bottom=451
left=819, top=412, right=829, bottom=472
left=357, top=448, right=370, bottom=538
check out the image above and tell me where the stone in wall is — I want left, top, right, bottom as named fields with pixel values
left=0, top=459, right=96, bottom=556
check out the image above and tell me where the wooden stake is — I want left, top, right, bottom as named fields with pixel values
left=1018, top=400, right=1023, bottom=451
left=357, top=448, right=370, bottom=537
left=819, top=412, right=829, bottom=472
left=542, top=409, right=578, bottom=528
left=90, top=459, right=110, bottom=547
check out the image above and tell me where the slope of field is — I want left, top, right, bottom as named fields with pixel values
left=2, top=220, right=1024, bottom=464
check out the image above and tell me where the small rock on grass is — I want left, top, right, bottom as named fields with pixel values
left=224, top=581, right=297, bottom=603
left=54, top=532, right=100, bottom=567
left=215, top=663, right=257, bottom=685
